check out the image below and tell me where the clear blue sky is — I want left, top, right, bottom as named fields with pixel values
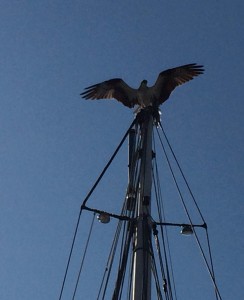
left=0, top=1, right=243, bottom=299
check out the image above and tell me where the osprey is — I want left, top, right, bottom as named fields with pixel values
left=81, top=63, right=204, bottom=109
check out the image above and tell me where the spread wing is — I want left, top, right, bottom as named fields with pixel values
left=81, top=78, right=138, bottom=108
left=152, top=63, right=204, bottom=105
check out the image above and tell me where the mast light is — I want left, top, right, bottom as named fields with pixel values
left=180, top=225, right=193, bottom=235
left=97, top=213, right=110, bottom=224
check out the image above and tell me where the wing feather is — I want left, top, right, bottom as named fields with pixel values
left=152, top=63, right=204, bottom=105
left=81, top=78, right=138, bottom=108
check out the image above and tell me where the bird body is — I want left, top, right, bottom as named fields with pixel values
left=81, top=64, right=204, bottom=109
left=137, top=80, right=152, bottom=108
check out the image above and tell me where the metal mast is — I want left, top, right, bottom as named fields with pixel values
left=132, top=108, right=155, bottom=300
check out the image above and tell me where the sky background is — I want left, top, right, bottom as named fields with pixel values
left=0, top=1, right=243, bottom=299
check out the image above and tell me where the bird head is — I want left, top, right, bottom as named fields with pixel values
left=140, top=80, right=148, bottom=87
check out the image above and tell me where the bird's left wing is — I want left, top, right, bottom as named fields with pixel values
left=151, top=63, right=204, bottom=105
left=81, top=78, right=138, bottom=108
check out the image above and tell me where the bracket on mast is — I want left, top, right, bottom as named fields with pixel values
left=135, top=106, right=161, bottom=126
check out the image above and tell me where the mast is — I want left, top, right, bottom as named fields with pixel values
left=132, top=108, right=154, bottom=300
left=58, top=103, right=223, bottom=300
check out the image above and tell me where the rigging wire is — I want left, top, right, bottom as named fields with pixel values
left=150, top=247, right=164, bottom=300
left=112, top=219, right=134, bottom=300
left=72, top=213, right=96, bottom=299
left=157, top=123, right=219, bottom=299
left=155, top=124, right=222, bottom=300
left=58, top=208, right=83, bottom=300
left=114, top=204, right=132, bottom=299
left=152, top=224, right=170, bottom=300
left=152, top=132, right=178, bottom=300
left=99, top=126, right=142, bottom=299
left=58, top=118, right=136, bottom=300
left=59, top=111, right=222, bottom=300
left=98, top=198, right=136, bottom=299
left=127, top=237, right=135, bottom=300
left=99, top=219, right=124, bottom=300
left=127, top=162, right=141, bottom=299
left=158, top=122, right=205, bottom=223
left=82, top=118, right=137, bottom=208
left=152, top=169, right=178, bottom=300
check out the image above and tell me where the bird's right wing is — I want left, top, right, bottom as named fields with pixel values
left=152, top=63, right=204, bottom=104
left=81, top=78, right=138, bottom=108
